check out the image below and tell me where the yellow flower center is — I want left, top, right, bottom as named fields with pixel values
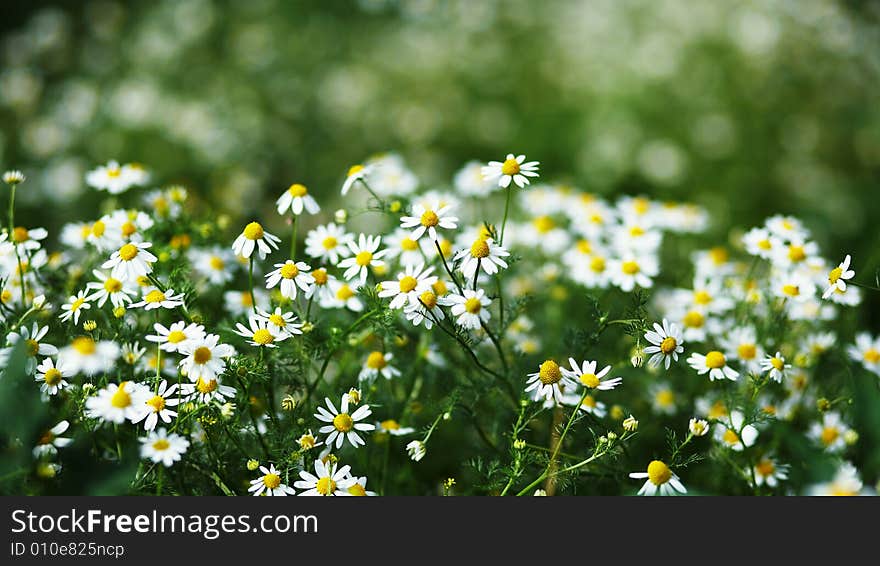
left=12, top=226, right=28, bottom=243
left=71, top=297, right=86, bottom=311
left=347, top=164, right=364, bottom=177
left=209, top=256, right=225, bottom=270
left=72, top=337, right=96, bottom=355
left=321, top=236, right=338, bottom=250
left=864, top=349, right=880, bottom=364
left=193, top=346, right=212, bottom=364
left=146, top=395, right=166, bottom=412
left=107, top=166, right=121, bottom=178
left=0, top=290, right=11, bottom=303
left=538, top=360, right=562, bottom=385
left=708, top=401, right=728, bottom=420
left=44, top=368, right=62, bottom=386
left=756, top=459, right=775, bottom=477
left=629, top=226, right=645, bottom=237
left=241, top=292, right=253, bottom=307
left=25, top=339, right=39, bottom=357
left=196, top=377, right=217, bottom=394
left=243, top=222, right=264, bottom=240
left=347, top=483, right=366, bottom=496
left=432, top=280, right=447, bottom=296
left=782, top=284, right=800, bottom=297
left=470, top=239, right=490, bottom=259
left=771, top=357, right=785, bottom=371
left=419, top=291, right=437, bottom=309
left=288, top=183, right=307, bottom=197
left=788, top=245, right=806, bottom=262
left=366, top=351, right=387, bottom=369
left=821, top=426, right=839, bottom=446
left=581, top=395, right=597, bottom=408
left=420, top=210, right=439, bottom=227
left=738, top=343, right=757, bottom=360
left=312, top=269, right=328, bottom=285
left=92, top=220, right=107, bottom=237
left=104, top=278, right=122, bottom=293
left=710, top=247, right=728, bottom=264
left=336, top=285, right=355, bottom=300
left=167, top=330, right=187, bottom=344
left=579, top=373, right=600, bottom=388
left=401, top=237, right=418, bottom=251
left=252, top=329, right=274, bottom=345
left=152, top=439, right=170, bottom=451
left=694, top=291, right=713, bottom=305
left=269, top=314, right=286, bottom=327
left=723, top=429, right=740, bottom=445
left=280, top=263, right=299, bottom=279
left=464, top=297, right=482, bottom=314
left=647, top=460, right=672, bottom=486
left=683, top=311, right=705, bottom=329
left=381, top=419, right=400, bottom=431
left=299, top=435, right=316, bottom=449
left=590, top=256, right=606, bottom=273
left=621, top=261, right=640, bottom=275
left=263, top=473, right=281, bottom=489
left=828, top=267, right=843, bottom=285
left=655, top=390, right=674, bottom=407
left=355, top=250, right=373, bottom=266
left=118, top=243, right=139, bottom=261
left=145, top=290, right=166, bottom=303
left=333, top=413, right=354, bottom=432
left=576, top=240, right=592, bottom=254
left=758, top=239, right=772, bottom=250
left=660, top=337, right=678, bottom=355
left=705, top=351, right=726, bottom=369
left=121, top=221, right=137, bottom=237
left=110, top=383, right=131, bottom=408
left=533, top=216, right=555, bottom=233
left=500, top=158, right=520, bottom=176
left=316, top=477, right=337, bottom=495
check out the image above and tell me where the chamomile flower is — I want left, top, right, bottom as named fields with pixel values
left=32, top=421, right=73, bottom=458
left=689, top=418, right=710, bottom=437
left=234, top=315, right=288, bottom=348
left=131, top=380, right=181, bottom=431
left=809, top=412, right=851, bottom=453
left=129, top=288, right=185, bottom=311
left=404, top=288, right=445, bottom=329
left=59, top=290, right=92, bottom=325
left=848, top=333, right=880, bottom=376
left=86, top=161, right=145, bottom=194
left=358, top=351, right=401, bottom=382
left=569, top=393, right=607, bottom=416
left=525, top=360, right=571, bottom=404
left=9, top=226, right=48, bottom=252
left=188, top=246, right=235, bottom=285
left=563, top=358, right=622, bottom=391
left=743, top=227, right=780, bottom=259
left=85, top=381, right=151, bottom=424
left=687, top=350, right=739, bottom=381
left=766, top=215, right=808, bottom=240
left=772, top=273, right=816, bottom=303
left=643, top=319, right=685, bottom=369
left=2, top=323, right=57, bottom=374
left=101, top=242, right=157, bottom=282
left=406, top=440, right=427, bottom=462
left=714, top=411, right=758, bottom=451
left=146, top=321, right=206, bottom=353
left=3, top=170, right=25, bottom=184
left=481, top=153, right=540, bottom=189
left=304, top=267, right=335, bottom=302
left=265, top=260, right=314, bottom=300
left=247, top=464, right=295, bottom=496
left=85, top=270, right=136, bottom=308
left=753, top=456, right=789, bottom=488
left=649, top=382, right=677, bottom=415
left=255, top=307, right=303, bottom=337
left=35, top=358, right=70, bottom=396
left=337, top=234, right=386, bottom=286
left=807, top=462, right=868, bottom=496
left=314, top=395, right=375, bottom=449
left=440, top=288, right=491, bottom=330
left=294, top=459, right=356, bottom=496
left=454, top=160, right=497, bottom=197
left=822, top=255, right=855, bottom=299
left=454, top=237, right=509, bottom=281
left=232, top=221, right=281, bottom=260
left=378, top=263, right=437, bottom=309
left=346, top=476, right=377, bottom=496
left=139, top=428, right=189, bottom=467
left=375, top=419, right=416, bottom=436
left=323, top=280, right=364, bottom=311
left=340, top=163, right=373, bottom=196
left=382, top=227, right=427, bottom=268
left=57, top=337, right=120, bottom=376
left=178, top=334, right=236, bottom=382
left=722, top=326, right=765, bottom=372
left=761, top=352, right=791, bottom=383
left=297, top=430, right=322, bottom=451
left=276, top=183, right=320, bottom=216
left=183, top=376, right=237, bottom=404
left=399, top=199, right=458, bottom=241
left=630, top=460, right=687, bottom=496
left=609, top=254, right=659, bottom=292
left=305, top=223, right=353, bottom=264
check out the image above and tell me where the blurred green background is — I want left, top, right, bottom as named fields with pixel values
left=1, top=0, right=879, bottom=325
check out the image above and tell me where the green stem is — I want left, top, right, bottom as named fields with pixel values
left=248, top=255, right=257, bottom=314
left=290, top=215, right=299, bottom=259
left=499, top=186, right=512, bottom=246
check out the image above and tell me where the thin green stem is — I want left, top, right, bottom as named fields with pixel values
left=290, top=215, right=299, bottom=259
left=248, top=255, right=257, bottom=314
left=499, top=186, right=512, bottom=246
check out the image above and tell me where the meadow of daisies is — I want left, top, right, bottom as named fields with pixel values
left=0, top=152, right=878, bottom=497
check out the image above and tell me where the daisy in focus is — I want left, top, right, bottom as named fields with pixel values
left=294, top=459, right=356, bottom=496
left=232, top=221, right=281, bottom=260
left=399, top=199, right=458, bottom=241
left=454, top=237, right=509, bottom=281
left=249, top=464, right=295, bottom=496
left=629, top=460, right=687, bottom=496
left=139, top=428, right=189, bottom=467
left=822, top=254, right=855, bottom=299
left=482, top=153, right=540, bottom=189
left=760, top=352, right=791, bottom=383
left=525, top=360, right=571, bottom=404
left=687, top=350, right=739, bottom=381
left=562, top=358, right=622, bottom=391
left=314, top=395, right=376, bottom=449
left=265, top=260, right=314, bottom=300
left=643, top=319, right=685, bottom=369
left=276, top=183, right=320, bottom=216
left=101, top=242, right=157, bottom=282
left=439, top=289, right=491, bottom=330
left=337, top=234, right=386, bottom=286
left=35, top=358, right=70, bottom=396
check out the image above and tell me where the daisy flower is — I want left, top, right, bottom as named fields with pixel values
left=294, top=459, right=356, bottom=496
left=234, top=315, right=288, bottom=348
left=382, top=227, right=427, bottom=268
left=687, top=350, right=739, bottom=381
left=101, top=242, right=157, bottom=282
left=304, top=268, right=335, bottom=303
left=2, top=323, right=57, bottom=374
left=807, top=462, right=867, bottom=496
left=823, top=255, right=855, bottom=299
left=481, top=153, right=540, bottom=189
left=58, top=290, right=92, bottom=325
left=630, top=460, right=687, bottom=496
left=743, top=227, right=780, bottom=259
left=183, top=376, right=237, bottom=404
left=375, top=419, right=416, bottom=436
left=10, top=226, right=48, bottom=251
left=232, top=221, right=281, bottom=260
left=3, top=170, right=25, bottom=184
left=337, top=234, right=386, bottom=286
left=340, top=163, right=374, bottom=196
left=562, top=358, right=622, bottom=391
left=86, top=161, right=145, bottom=194
left=249, top=464, right=296, bottom=496
left=455, top=160, right=498, bottom=197
left=85, top=381, right=151, bottom=424
left=715, top=411, right=758, bottom=451
left=406, top=440, right=427, bottom=462
left=771, top=273, right=816, bottom=303
left=649, top=382, right=677, bottom=415
left=188, top=246, right=235, bottom=285
left=569, top=393, right=607, bottom=416
left=689, top=418, right=710, bottom=437
left=131, top=380, right=181, bottom=431
left=129, top=288, right=185, bottom=311
left=255, top=307, right=303, bottom=337
left=454, top=237, right=509, bottom=281
left=721, top=326, right=765, bottom=372
left=525, top=360, right=571, bottom=404
left=643, top=319, right=685, bottom=369
left=753, top=456, right=789, bottom=488
left=57, top=337, right=120, bottom=376
left=85, top=270, right=136, bottom=307
left=399, top=199, right=458, bottom=241
left=276, top=183, right=320, bottom=216
left=314, top=395, right=375, bottom=449
left=848, top=333, right=880, bottom=376
left=809, top=412, right=851, bottom=453
left=358, top=351, right=401, bottom=382
left=139, top=428, right=189, bottom=467
left=178, top=334, right=236, bottom=382
left=346, top=476, right=377, bottom=496
left=439, top=288, right=491, bottom=330
left=609, top=254, right=659, bottom=292
left=297, top=430, right=323, bottom=451
left=378, top=263, right=437, bottom=309
left=32, top=421, right=73, bottom=458
left=304, top=223, right=353, bottom=264
left=146, top=321, right=206, bottom=353
left=35, top=358, right=70, bottom=396
left=322, top=280, right=364, bottom=312
left=265, top=260, right=314, bottom=300
left=761, top=352, right=791, bottom=383
left=404, top=288, right=445, bottom=329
